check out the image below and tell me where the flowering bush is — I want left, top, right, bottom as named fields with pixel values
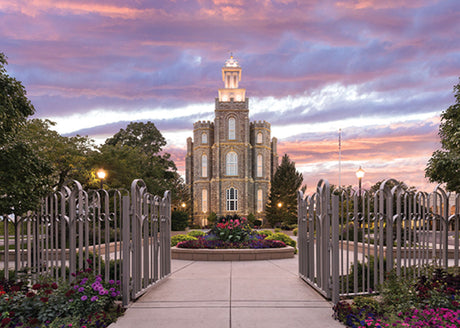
left=0, top=259, right=122, bottom=328
left=209, top=215, right=252, bottom=242
left=175, top=214, right=294, bottom=250
left=177, top=236, right=286, bottom=249
left=333, top=267, right=460, bottom=328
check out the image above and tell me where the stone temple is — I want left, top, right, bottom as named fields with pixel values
left=186, top=56, right=278, bottom=226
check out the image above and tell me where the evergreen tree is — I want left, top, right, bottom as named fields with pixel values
left=425, top=79, right=460, bottom=192
left=265, top=154, right=303, bottom=228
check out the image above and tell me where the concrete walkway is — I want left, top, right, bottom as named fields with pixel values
left=110, top=256, right=344, bottom=328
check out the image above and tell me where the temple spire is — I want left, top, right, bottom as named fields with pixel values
left=219, top=55, right=245, bottom=102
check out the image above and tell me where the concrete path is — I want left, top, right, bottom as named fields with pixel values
left=110, top=256, right=344, bottom=328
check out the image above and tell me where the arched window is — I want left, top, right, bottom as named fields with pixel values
left=226, top=188, right=238, bottom=211
left=257, top=132, right=263, bottom=144
left=202, top=189, right=208, bottom=213
left=257, top=189, right=263, bottom=212
left=202, top=132, right=207, bottom=144
left=201, top=154, right=207, bottom=178
left=226, top=151, right=238, bottom=176
left=257, top=154, right=263, bottom=177
left=228, top=118, right=236, bottom=140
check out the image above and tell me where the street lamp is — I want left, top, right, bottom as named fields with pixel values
left=355, top=166, right=365, bottom=219
left=277, top=202, right=283, bottom=208
left=97, top=169, right=106, bottom=189
left=355, top=166, right=365, bottom=197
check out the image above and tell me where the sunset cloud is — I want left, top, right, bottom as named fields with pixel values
left=1, top=0, right=458, bottom=192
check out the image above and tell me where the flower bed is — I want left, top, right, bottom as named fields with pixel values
left=0, top=259, right=124, bottom=328
left=171, top=215, right=296, bottom=261
left=333, top=267, right=460, bottom=328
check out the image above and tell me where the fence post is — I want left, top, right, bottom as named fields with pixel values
left=122, top=195, right=130, bottom=307
left=331, top=193, right=339, bottom=304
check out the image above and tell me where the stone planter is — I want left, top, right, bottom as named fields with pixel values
left=171, top=246, right=295, bottom=261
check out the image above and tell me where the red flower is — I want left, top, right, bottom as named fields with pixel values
left=51, top=283, right=58, bottom=289
left=1, top=318, right=11, bottom=326
left=32, top=283, right=41, bottom=290
left=26, top=291, right=35, bottom=298
left=29, top=318, right=39, bottom=325
left=44, top=289, right=53, bottom=295
left=65, top=289, right=75, bottom=297
left=10, top=285, right=21, bottom=292
left=40, top=297, right=49, bottom=303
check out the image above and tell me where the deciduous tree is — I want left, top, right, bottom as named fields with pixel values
left=0, top=53, right=52, bottom=215
left=425, top=79, right=460, bottom=192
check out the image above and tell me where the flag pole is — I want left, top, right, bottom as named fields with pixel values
left=339, top=129, right=342, bottom=190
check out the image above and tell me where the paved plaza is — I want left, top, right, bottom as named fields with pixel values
left=110, top=256, right=344, bottom=328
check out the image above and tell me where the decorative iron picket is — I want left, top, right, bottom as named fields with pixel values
left=0, top=179, right=171, bottom=307
left=298, top=179, right=459, bottom=304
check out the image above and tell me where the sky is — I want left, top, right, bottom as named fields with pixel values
left=1, top=0, right=459, bottom=193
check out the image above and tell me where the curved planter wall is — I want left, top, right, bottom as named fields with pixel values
left=171, top=246, right=295, bottom=261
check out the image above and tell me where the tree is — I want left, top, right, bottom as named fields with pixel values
left=265, top=154, right=303, bottom=228
left=97, top=121, right=180, bottom=195
left=16, top=119, right=95, bottom=189
left=105, top=121, right=166, bottom=156
left=0, top=53, right=52, bottom=215
left=425, top=79, right=460, bottom=192
left=0, top=53, right=35, bottom=146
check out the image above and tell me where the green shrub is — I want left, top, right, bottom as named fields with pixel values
left=255, top=229, right=273, bottom=237
left=266, top=232, right=296, bottom=252
left=293, top=227, right=298, bottom=236
left=344, top=255, right=390, bottom=293
left=207, top=212, right=217, bottom=225
left=247, top=213, right=256, bottom=226
left=187, top=230, right=206, bottom=238
left=171, top=210, right=188, bottom=231
left=253, top=219, right=262, bottom=228
left=274, top=228, right=281, bottom=233
left=280, top=223, right=297, bottom=230
left=171, top=234, right=197, bottom=247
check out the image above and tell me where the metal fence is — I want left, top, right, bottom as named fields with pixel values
left=0, top=179, right=171, bottom=307
left=298, top=179, right=459, bottom=304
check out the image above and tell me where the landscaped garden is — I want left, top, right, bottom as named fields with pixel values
left=171, top=214, right=296, bottom=251
left=333, top=266, right=460, bottom=327
left=0, top=259, right=123, bottom=328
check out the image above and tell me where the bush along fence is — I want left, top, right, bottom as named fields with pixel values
left=0, top=179, right=171, bottom=307
left=298, top=179, right=459, bottom=304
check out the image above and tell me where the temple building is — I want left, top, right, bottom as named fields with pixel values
left=185, top=56, right=278, bottom=226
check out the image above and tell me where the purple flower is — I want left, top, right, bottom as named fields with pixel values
left=111, top=292, right=118, bottom=297
left=109, top=279, right=115, bottom=285
left=99, top=289, right=107, bottom=295
left=78, top=287, right=85, bottom=293
left=91, top=296, right=98, bottom=302
left=81, top=295, right=87, bottom=301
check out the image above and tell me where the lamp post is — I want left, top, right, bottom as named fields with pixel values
left=355, top=166, right=365, bottom=216
left=355, top=166, right=365, bottom=197
left=96, top=169, right=106, bottom=189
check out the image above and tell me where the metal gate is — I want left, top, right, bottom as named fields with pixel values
left=0, top=179, right=171, bottom=307
left=298, top=179, right=459, bottom=304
